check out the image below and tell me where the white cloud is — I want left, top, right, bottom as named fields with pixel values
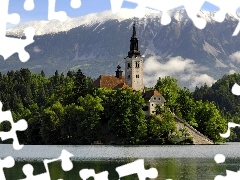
left=33, top=46, right=41, bottom=53
left=229, top=63, right=237, bottom=68
left=229, top=69, right=236, bottom=74
left=144, top=56, right=197, bottom=75
left=215, top=59, right=228, bottom=68
left=189, top=74, right=216, bottom=89
left=143, top=56, right=216, bottom=90
left=229, top=51, right=240, bottom=63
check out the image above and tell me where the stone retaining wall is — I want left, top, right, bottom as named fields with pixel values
left=174, top=116, right=214, bottom=145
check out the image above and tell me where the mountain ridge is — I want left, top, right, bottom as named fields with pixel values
left=7, top=8, right=238, bottom=36
left=3, top=9, right=240, bottom=90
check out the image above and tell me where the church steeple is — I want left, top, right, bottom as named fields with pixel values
left=132, top=21, right=137, bottom=38
left=128, top=22, right=141, bottom=58
left=125, top=21, right=144, bottom=92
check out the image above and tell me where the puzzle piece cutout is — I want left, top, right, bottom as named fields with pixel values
left=214, top=154, right=240, bottom=180
left=213, top=83, right=240, bottom=179
left=110, top=0, right=183, bottom=25
left=215, top=154, right=225, bottom=164
left=79, top=169, right=109, bottom=180
left=206, top=0, right=240, bottom=22
left=25, top=0, right=81, bottom=22
left=48, top=0, right=81, bottom=21
left=70, top=0, right=82, bottom=9
left=232, top=83, right=240, bottom=96
left=206, top=0, right=240, bottom=36
left=183, top=0, right=207, bottom=29
left=48, top=0, right=67, bottom=22
left=0, top=0, right=35, bottom=62
left=215, top=170, right=240, bottom=180
left=0, top=0, right=82, bottom=62
left=24, top=0, right=35, bottom=11
left=0, top=102, right=28, bottom=150
left=219, top=122, right=240, bottom=138
left=0, top=156, right=15, bottom=180
left=116, top=159, right=158, bottom=180
left=111, top=0, right=206, bottom=27
left=110, top=0, right=240, bottom=35
left=20, top=149, right=73, bottom=180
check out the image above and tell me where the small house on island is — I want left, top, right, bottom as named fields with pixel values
left=93, top=22, right=165, bottom=115
left=142, top=90, right=166, bottom=115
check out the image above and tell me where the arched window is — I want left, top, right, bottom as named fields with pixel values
left=135, top=61, right=140, bottom=68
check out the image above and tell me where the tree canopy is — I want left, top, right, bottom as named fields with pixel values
left=0, top=69, right=230, bottom=144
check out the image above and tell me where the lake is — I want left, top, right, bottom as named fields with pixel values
left=1, top=143, right=240, bottom=179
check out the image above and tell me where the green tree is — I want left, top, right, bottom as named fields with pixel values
left=177, top=87, right=197, bottom=127
left=154, top=76, right=181, bottom=114
left=24, top=103, right=43, bottom=144
left=73, top=69, right=90, bottom=99
left=77, top=94, right=104, bottom=141
left=194, top=100, right=227, bottom=143
left=103, top=88, right=147, bottom=144
left=41, top=101, right=65, bottom=144
left=63, top=94, right=103, bottom=144
left=146, top=110, right=176, bottom=144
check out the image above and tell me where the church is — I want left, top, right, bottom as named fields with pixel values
left=93, top=22, right=165, bottom=115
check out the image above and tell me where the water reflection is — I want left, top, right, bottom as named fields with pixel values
left=3, top=158, right=232, bottom=180
left=2, top=144, right=240, bottom=179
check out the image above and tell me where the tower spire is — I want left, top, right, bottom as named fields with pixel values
left=125, top=21, right=144, bottom=92
left=128, top=21, right=141, bottom=58
left=132, top=21, right=137, bottom=38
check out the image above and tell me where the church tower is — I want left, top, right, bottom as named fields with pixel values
left=125, top=22, right=144, bottom=91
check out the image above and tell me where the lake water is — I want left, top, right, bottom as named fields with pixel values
left=1, top=143, right=240, bottom=179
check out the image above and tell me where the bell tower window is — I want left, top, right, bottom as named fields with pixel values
left=135, top=61, right=140, bottom=68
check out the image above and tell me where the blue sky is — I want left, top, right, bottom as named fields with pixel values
left=8, top=0, right=220, bottom=25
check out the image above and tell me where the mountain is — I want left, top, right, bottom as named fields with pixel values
left=4, top=8, right=240, bottom=90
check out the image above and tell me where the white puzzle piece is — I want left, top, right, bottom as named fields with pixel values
left=0, top=156, right=15, bottom=180
left=116, top=159, right=158, bottom=180
left=0, top=102, right=28, bottom=150
left=20, top=150, right=74, bottom=180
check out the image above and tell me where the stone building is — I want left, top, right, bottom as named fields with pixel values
left=93, top=22, right=165, bottom=115
left=142, top=90, right=166, bottom=115
left=125, top=22, right=144, bottom=91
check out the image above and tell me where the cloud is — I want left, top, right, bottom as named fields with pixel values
left=215, top=59, right=228, bottom=68
left=144, top=56, right=197, bottom=75
left=229, top=69, right=236, bottom=74
left=143, top=56, right=216, bottom=90
left=229, top=51, right=240, bottom=63
left=33, top=46, right=41, bottom=53
left=189, top=74, right=216, bottom=89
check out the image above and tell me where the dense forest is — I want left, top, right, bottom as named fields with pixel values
left=193, top=73, right=240, bottom=141
left=0, top=68, right=234, bottom=145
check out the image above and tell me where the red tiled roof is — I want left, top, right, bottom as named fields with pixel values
left=93, top=75, right=126, bottom=89
left=143, top=90, right=163, bottom=100
left=113, top=82, right=132, bottom=90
